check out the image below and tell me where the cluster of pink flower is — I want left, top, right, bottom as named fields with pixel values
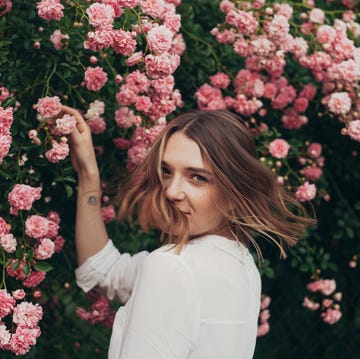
left=303, top=278, right=342, bottom=325
left=296, top=8, right=360, bottom=142
left=76, top=293, right=115, bottom=329
left=0, top=289, right=43, bottom=355
left=195, top=1, right=355, bottom=203
left=257, top=295, right=271, bottom=337
left=0, top=86, right=14, bottom=164
left=30, top=96, right=76, bottom=163
left=0, top=0, right=12, bottom=17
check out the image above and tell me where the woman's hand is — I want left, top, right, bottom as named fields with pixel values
left=61, top=105, right=99, bottom=181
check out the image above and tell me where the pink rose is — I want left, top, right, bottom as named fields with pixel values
left=0, top=216, right=11, bottom=236
left=87, top=117, right=106, bottom=134
left=209, top=72, right=231, bottom=89
left=0, top=233, right=17, bottom=253
left=13, top=302, right=43, bottom=327
left=50, top=29, right=69, bottom=50
left=0, top=106, right=14, bottom=135
left=36, top=96, right=62, bottom=118
left=84, top=66, right=108, bottom=91
left=23, top=271, right=46, bottom=288
left=8, top=325, right=41, bottom=355
left=302, top=297, right=320, bottom=311
left=45, top=141, right=69, bottom=163
left=321, top=308, right=342, bottom=325
left=257, top=321, right=270, bottom=337
left=327, top=92, right=352, bottom=115
left=86, top=3, right=115, bottom=28
left=295, top=181, right=317, bottom=202
left=302, top=166, right=323, bottom=181
left=0, top=289, right=15, bottom=318
left=37, top=0, right=64, bottom=21
left=12, top=289, right=26, bottom=300
left=8, top=184, right=42, bottom=212
left=115, top=107, right=134, bottom=128
left=25, top=215, right=49, bottom=239
left=347, top=120, right=360, bottom=141
left=309, top=8, right=325, bottom=24
left=35, top=238, right=55, bottom=260
left=54, top=114, right=76, bottom=135
left=101, top=205, right=116, bottom=224
left=147, top=25, right=174, bottom=55
left=268, top=139, right=290, bottom=159
left=307, top=142, right=322, bottom=158
left=111, top=29, right=137, bottom=56
left=54, top=235, right=65, bottom=253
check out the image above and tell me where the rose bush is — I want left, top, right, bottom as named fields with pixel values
left=0, top=0, right=359, bottom=357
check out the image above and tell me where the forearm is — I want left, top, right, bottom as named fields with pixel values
left=76, top=172, right=109, bottom=266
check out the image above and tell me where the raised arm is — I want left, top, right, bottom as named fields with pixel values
left=62, top=105, right=108, bottom=266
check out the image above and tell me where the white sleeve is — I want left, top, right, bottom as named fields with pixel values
left=75, top=240, right=149, bottom=303
left=119, top=252, right=200, bottom=359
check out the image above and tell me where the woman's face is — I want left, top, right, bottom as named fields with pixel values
left=161, top=131, right=224, bottom=236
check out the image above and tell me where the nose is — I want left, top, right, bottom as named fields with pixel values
left=165, top=176, right=186, bottom=202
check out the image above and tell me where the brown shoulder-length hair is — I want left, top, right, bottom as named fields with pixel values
left=117, top=110, right=316, bottom=259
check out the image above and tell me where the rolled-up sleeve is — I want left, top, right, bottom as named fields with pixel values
left=75, top=240, right=149, bottom=303
left=118, top=252, right=200, bottom=359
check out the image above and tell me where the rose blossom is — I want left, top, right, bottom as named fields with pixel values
left=45, top=141, right=69, bottom=163
left=101, top=205, right=116, bottom=224
left=347, top=120, right=360, bottom=141
left=12, top=289, right=26, bottom=300
left=86, top=3, right=115, bottom=28
left=55, top=114, right=76, bottom=135
left=23, top=271, right=46, bottom=288
left=321, top=308, right=342, bottom=325
left=0, top=233, right=17, bottom=253
left=0, top=106, right=14, bottom=134
left=302, top=166, right=323, bottom=181
left=36, top=96, right=61, bottom=118
left=113, top=137, right=131, bottom=150
left=8, top=325, right=41, bottom=356
left=115, top=107, right=134, bottom=128
left=0, top=323, right=11, bottom=347
left=25, top=215, right=49, bottom=239
left=209, top=72, right=231, bottom=89
left=0, top=133, right=12, bottom=164
left=54, top=235, right=65, bottom=252
left=37, top=0, right=64, bottom=21
left=111, top=29, right=137, bottom=56
left=0, top=0, right=12, bottom=16
left=307, top=142, right=322, bottom=158
left=268, top=139, right=290, bottom=159
left=302, top=297, right=320, bottom=311
left=87, top=117, right=106, bottom=134
left=309, top=8, right=325, bottom=24
left=327, top=92, right=352, bottom=115
left=8, top=184, right=42, bottom=212
left=257, top=321, right=270, bottom=337
left=0, top=289, right=15, bottom=318
left=13, top=302, right=43, bottom=327
left=83, top=66, right=108, bottom=91
left=295, top=181, right=316, bottom=202
left=50, top=29, right=69, bottom=50
left=35, top=238, right=55, bottom=260
left=147, top=25, right=174, bottom=55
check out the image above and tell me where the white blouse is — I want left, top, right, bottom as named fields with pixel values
left=75, top=234, right=261, bottom=359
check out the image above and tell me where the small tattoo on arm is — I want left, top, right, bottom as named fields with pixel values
left=87, top=195, right=99, bottom=206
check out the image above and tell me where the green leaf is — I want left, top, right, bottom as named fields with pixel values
left=34, top=261, right=53, bottom=272
left=26, top=248, right=34, bottom=262
left=12, top=260, right=20, bottom=271
left=15, top=247, right=24, bottom=260
left=22, top=263, right=31, bottom=276
left=64, top=184, right=73, bottom=198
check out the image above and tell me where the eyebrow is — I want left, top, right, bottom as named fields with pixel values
left=161, top=161, right=212, bottom=176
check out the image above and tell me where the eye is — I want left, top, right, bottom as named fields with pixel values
left=191, top=174, right=208, bottom=183
left=161, top=166, right=171, bottom=176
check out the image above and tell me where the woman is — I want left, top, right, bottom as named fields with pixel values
left=63, top=106, right=314, bottom=358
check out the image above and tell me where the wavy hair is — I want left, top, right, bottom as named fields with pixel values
left=117, top=110, right=316, bottom=259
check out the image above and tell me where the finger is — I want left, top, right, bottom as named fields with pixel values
left=61, top=105, right=88, bottom=134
